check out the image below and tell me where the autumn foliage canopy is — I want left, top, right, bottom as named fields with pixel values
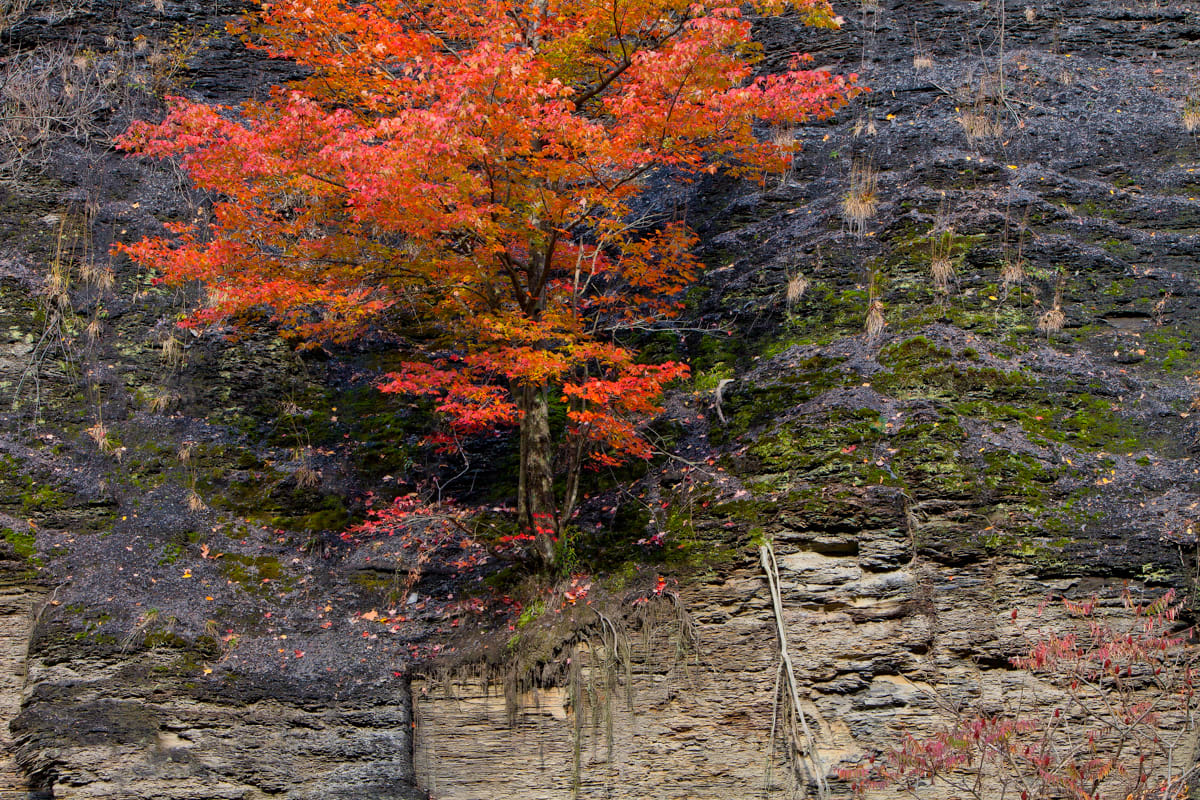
left=116, top=0, right=860, bottom=559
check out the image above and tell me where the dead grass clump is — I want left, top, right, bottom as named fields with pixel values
left=1153, top=292, right=1172, bottom=326
left=865, top=298, right=886, bottom=339
left=959, top=109, right=1004, bottom=146
left=187, top=490, right=207, bottom=512
left=1037, top=283, right=1066, bottom=336
left=930, top=256, right=954, bottom=293
left=1183, top=98, right=1200, bottom=133
left=1037, top=305, right=1065, bottom=335
left=786, top=272, right=809, bottom=306
left=842, top=161, right=878, bottom=237
left=852, top=115, right=878, bottom=137
left=86, top=421, right=119, bottom=455
left=296, top=464, right=321, bottom=489
left=160, top=335, right=184, bottom=368
left=929, top=228, right=956, bottom=293
left=146, top=388, right=180, bottom=412
left=1001, top=258, right=1027, bottom=292
left=0, top=47, right=119, bottom=184
left=85, top=317, right=103, bottom=343
left=80, top=262, right=116, bottom=294
left=913, top=53, right=934, bottom=70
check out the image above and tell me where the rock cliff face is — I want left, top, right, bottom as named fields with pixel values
left=412, top=1, right=1200, bottom=795
left=1, top=0, right=1199, bottom=797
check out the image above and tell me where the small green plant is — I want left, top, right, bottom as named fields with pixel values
left=2, top=528, right=36, bottom=560
left=515, top=600, right=546, bottom=629
left=158, top=542, right=184, bottom=565
left=146, top=25, right=215, bottom=96
left=555, top=525, right=581, bottom=577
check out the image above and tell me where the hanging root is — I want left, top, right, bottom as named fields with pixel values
left=760, top=541, right=829, bottom=800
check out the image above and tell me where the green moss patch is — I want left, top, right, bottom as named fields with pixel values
left=220, top=553, right=292, bottom=596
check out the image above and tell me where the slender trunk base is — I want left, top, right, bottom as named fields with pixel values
left=515, top=382, right=557, bottom=565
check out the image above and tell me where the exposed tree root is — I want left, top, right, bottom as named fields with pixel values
left=760, top=541, right=828, bottom=800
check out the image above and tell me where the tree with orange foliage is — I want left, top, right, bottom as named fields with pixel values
left=116, top=0, right=860, bottom=562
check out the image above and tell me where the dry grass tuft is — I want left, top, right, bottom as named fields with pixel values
left=786, top=272, right=809, bottom=305
left=771, top=125, right=796, bottom=150
left=1037, top=305, right=1065, bottom=336
left=929, top=228, right=956, bottom=293
left=865, top=299, right=886, bottom=339
left=187, top=491, right=207, bottom=512
left=912, top=53, right=934, bottom=70
left=1153, top=292, right=1172, bottom=326
left=842, top=161, right=878, bottom=237
left=86, top=421, right=108, bottom=446
left=295, top=465, right=322, bottom=489
left=80, top=262, right=115, bottom=294
left=1038, top=282, right=1067, bottom=336
left=959, top=110, right=1004, bottom=146
left=1001, top=258, right=1027, bottom=291
left=86, top=421, right=118, bottom=454
left=160, top=335, right=184, bottom=368
left=147, top=388, right=180, bottom=413
left=930, top=255, right=955, bottom=293
left=1183, top=99, right=1200, bottom=133
left=852, top=116, right=878, bottom=137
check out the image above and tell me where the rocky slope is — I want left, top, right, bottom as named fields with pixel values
left=1, top=0, right=1199, bottom=798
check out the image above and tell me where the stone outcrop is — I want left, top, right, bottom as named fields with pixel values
left=0, top=545, right=42, bottom=800
left=413, top=564, right=1119, bottom=799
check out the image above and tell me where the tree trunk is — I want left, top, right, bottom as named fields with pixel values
left=514, top=381, right=557, bottom=565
